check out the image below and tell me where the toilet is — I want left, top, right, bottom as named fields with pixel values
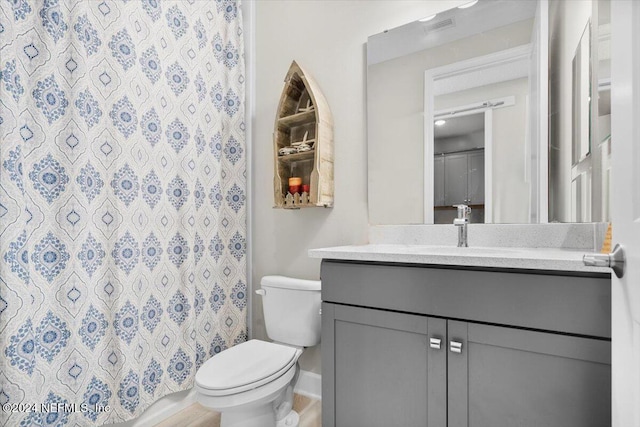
left=195, top=275, right=321, bottom=427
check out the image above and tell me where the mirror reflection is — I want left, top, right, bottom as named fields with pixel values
left=434, top=114, right=486, bottom=224
left=549, top=0, right=611, bottom=222
left=367, top=0, right=611, bottom=225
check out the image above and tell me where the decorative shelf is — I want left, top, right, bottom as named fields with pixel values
left=278, top=150, right=315, bottom=163
left=273, top=61, right=334, bottom=209
left=277, top=110, right=316, bottom=128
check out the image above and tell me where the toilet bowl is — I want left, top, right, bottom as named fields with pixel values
left=195, top=276, right=321, bottom=427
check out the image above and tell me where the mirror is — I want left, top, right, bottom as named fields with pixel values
left=572, top=22, right=591, bottom=167
left=548, top=0, right=610, bottom=222
left=367, top=0, right=611, bottom=225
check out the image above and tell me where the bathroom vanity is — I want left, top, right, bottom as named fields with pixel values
left=311, top=245, right=611, bottom=427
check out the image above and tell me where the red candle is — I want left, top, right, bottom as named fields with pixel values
left=289, top=185, right=301, bottom=194
left=302, top=184, right=310, bottom=193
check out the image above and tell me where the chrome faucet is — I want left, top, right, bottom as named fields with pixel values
left=453, top=204, right=471, bottom=247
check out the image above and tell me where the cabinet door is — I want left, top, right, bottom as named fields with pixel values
left=444, top=153, right=469, bottom=205
left=447, top=321, right=611, bottom=427
left=434, top=156, right=445, bottom=207
left=322, top=303, right=446, bottom=427
left=467, top=151, right=484, bottom=205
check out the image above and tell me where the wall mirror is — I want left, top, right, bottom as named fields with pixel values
left=367, top=0, right=611, bottom=225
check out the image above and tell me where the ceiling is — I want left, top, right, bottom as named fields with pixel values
left=434, top=113, right=485, bottom=139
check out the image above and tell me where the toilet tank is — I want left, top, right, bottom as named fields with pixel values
left=259, top=276, right=321, bottom=347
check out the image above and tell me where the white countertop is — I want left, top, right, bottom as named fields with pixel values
left=309, top=244, right=611, bottom=274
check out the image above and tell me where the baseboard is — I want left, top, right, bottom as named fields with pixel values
left=294, top=370, right=322, bottom=401
left=105, top=388, right=197, bottom=427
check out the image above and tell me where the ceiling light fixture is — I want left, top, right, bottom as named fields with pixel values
left=458, top=0, right=479, bottom=9
left=419, top=14, right=437, bottom=22
left=435, top=119, right=447, bottom=126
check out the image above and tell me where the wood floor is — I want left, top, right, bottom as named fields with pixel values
left=154, top=394, right=321, bottom=427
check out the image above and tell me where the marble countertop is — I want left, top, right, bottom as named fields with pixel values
left=308, top=244, right=611, bottom=274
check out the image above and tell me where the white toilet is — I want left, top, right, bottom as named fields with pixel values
left=195, top=275, right=321, bottom=427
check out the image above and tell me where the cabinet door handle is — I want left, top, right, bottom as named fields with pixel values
left=429, top=337, right=442, bottom=350
left=450, top=341, right=463, bottom=353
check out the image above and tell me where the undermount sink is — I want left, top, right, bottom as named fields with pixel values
left=401, top=245, right=528, bottom=256
left=372, top=244, right=564, bottom=259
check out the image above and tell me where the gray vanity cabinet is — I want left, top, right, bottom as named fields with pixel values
left=447, top=321, right=611, bottom=427
left=466, top=151, right=484, bottom=205
left=321, top=260, right=611, bottom=427
left=434, top=157, right=445, bottom=207
left=322, top=304, right=447, bottom=427
left=437, top=151, right=485, bottom=207
left=444, top=153, right=469, bottom=206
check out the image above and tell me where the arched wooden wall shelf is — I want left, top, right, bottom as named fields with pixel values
left=273, top=61, right=334, bottom=209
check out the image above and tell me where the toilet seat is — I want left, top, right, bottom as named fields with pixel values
left=196, top=340, right=302, bottom=397
left=196, top=362, right=298, bottom=413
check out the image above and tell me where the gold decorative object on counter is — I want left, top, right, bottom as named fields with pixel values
left=601, top=223, right=612, bottom=254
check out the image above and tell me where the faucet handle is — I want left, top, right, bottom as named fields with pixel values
left=453, top=204, right=471, bottom=219
left=453, top=204, right=470, bottom=247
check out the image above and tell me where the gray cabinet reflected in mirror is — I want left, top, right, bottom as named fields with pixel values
left=367, top=0, right=611, bottom=225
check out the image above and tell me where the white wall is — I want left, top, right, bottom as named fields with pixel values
left=252, top=0, right=466, bottom=375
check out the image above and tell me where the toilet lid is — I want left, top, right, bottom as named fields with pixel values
left=195, top=340, right=300, bottom=394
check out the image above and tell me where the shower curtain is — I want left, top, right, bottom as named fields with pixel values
left=0, top=0, right=246, bottom=425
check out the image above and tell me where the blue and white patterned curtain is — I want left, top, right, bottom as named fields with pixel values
left=0, top=0, right=246, bottom=425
